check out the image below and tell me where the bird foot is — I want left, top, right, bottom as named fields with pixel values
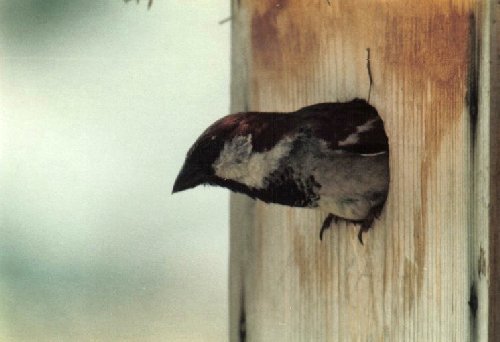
left=357, top=216, right=375, bottom=245
left=320, top=214, right=376, bottom=245
left=319, top=213, right=337, bottom=240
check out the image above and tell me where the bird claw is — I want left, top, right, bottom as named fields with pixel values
left=321, top=214, right=375, bottom=245
left=357, top=229, right=364, bottom=245
left=319, top=213, right=335, bottom=241
left=357, top=217, right=375, bottom=245
left=357, top=227, right=368, bottom=245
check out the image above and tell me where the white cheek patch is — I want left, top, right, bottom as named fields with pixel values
left=213, top=135, right=252, bottom=182
left=214, top=134, right=294, bottom=189
left=338, top=118, right=378, bottom=146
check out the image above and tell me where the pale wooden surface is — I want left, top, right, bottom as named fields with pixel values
left=229, top=0, right=497, bottom=340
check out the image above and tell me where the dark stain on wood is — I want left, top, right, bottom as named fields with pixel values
left=469, top=283, right=478, bottom=319
left=469, top=282, right=478, bottom=340
left=251, top=0, right=289, bottom=70
left=478, top=247, right=486, bottom=278
left=239, top=291, right=247, bottom=342
left=250, top=0, right=321, bottom=99
left=384, top=10, right=470, bottom=157
left=466, top=13, right=479, bottom=141
left=383, top=8, right=472, bottom=311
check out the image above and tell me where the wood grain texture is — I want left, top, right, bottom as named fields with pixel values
left=229, top=1, right=253, bottom=341
left=488, top=1, right=500, bottom=341
left=229, top=0, right=497, bottom=340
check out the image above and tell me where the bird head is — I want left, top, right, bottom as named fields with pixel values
left=172, top=113, right=246, bottom=194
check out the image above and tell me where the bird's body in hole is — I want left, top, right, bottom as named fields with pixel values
left=172, top=99, right=389, bottom=243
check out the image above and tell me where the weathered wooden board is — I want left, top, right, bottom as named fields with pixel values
left=229, top=0, right=498, bottom=340
left=488, top=0, right=500, bottom=340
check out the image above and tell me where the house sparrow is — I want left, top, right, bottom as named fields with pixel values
left=172, top=99, right=389, bottom=243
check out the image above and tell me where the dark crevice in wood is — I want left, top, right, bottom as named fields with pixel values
left=469, top=283, right=478, bottom=320
left=239, top=290, right=247, bottom=342
left=466, top=12, right=479, bottom=339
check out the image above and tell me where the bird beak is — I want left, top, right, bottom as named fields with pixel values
left=172, top=164, right=206, bottom=194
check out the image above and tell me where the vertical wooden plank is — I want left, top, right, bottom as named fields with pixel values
left=488, top=0, right=500, bottom=340
left=228, top=1, right=252, bottom=341
left=471, top=1, right=491, bottom=340
left=228, top=0, right=497, bottom=340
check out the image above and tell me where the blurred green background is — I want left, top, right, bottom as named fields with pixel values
left=0, top=0, right=230, bottom=340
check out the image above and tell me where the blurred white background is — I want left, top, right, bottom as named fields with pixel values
left=0, top=0, right=230, bottom=340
